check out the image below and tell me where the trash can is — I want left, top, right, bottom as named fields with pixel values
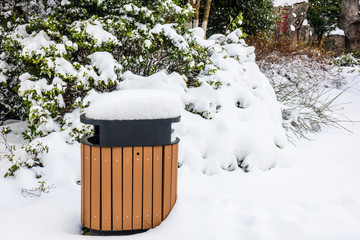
left=80, top=89, right=181, bottom=233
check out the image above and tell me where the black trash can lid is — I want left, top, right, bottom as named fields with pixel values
left=85, top=89, right=182, bottom=121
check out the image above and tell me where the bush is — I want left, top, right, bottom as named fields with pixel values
left=307, top=0, right=341, bottom=39
left=248, top=33, right=346, bottom=139
left=0, top=0, right=223, bottom=176
left=332, top=53, right=360, bottom=67
left=0, top=0, right=211, bottom=140
left=205, top=0, right=276, bottom=36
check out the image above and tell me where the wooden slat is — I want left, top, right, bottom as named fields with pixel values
left=133, top=147, right=143, bottom=229
left=122, top=147, right=133, bottom=230
left=174, top=144, right=179, bottom=202
left=142, top=146, right=153, bottom=229
left=101, top=147, right=112, bottom=231
left=83, top=144, right=91, bottom=228
left=152, top=146, right=163, bottom=227
left=81, top=144, right=84, bottom=225
left=163, top=145, right=172, bottom=220
left=91, top=146, right=101, bottom=230
left=112, top=147, right=122, bottom=231
left=170, top=143, right=178, bottom=208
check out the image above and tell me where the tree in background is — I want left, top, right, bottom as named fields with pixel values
left=206, top=0, right=276, bottom=37
left=186, top=0, right=212, bottom=35
left=307, top=0, right=341, bottom=39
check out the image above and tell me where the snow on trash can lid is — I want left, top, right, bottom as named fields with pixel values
left=85, top=89, right=182, bottom=121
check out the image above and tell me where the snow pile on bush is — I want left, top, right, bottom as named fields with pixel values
left=119, top=30, right=287, bottom=173
left=0, top=0, right=287, bottom=178
left=273, top=0, right=308, bottom=7
left=258, top=51, right=345, bottom=139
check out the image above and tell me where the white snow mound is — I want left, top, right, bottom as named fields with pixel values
left=116, top=33, right=288, bottom=173
left=85, top=89, right=182, bottom=120
left=274, top=0, right=308, bottom=7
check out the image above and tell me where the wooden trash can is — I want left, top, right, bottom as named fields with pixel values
left=79, top=90, right=181, bottom=234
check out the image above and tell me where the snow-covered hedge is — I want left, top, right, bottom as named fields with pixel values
left=0, top=0, right=287, bottom=177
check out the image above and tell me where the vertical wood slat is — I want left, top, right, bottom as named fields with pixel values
left=81, top=144, right=84, bottom=225
left=174, top=143, right=178, bottom=203
left=152, top=146, right=163, bottom=227
left=123, top=147, right=133, bottom=230
left=142, top=147, right=153, bottom=229
left=112, top=147, right=122, bottom=231
left=101, top=148, right=112, bottom=231
left=133, top=147, right=143, bottom=229
left=170, top=143, right=178, bottom=208
left=91, top=146, right=101, bottom=230
left=163, top=145, right=172, bottom=220
left=84, top=144, right=91, bottom=228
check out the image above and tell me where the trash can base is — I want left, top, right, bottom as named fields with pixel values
left=82, top=227, right=149, bottom=236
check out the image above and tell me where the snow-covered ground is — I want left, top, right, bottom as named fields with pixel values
left=0, top=69, right=359, bottom=240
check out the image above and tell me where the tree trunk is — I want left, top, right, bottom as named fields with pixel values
left=188, top=0, right=201, bottom=28
left=202, top=0, right=212, bottom=37
left=194, top=0, right=201, bottom=28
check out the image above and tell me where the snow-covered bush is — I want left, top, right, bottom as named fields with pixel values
left=332, top=53, right=359, bottom=67
left=0, top=0, right=204, bottom=137
left=249, top=33, right=346, bottom=139
left=1, top=0, right=287, bottom=177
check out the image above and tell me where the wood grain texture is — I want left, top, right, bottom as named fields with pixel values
left=81, top=142, right=179, bottom=232
left=170, top=143, right=178, bottom=208
left=81, top=144, right=84, bottom=225
left=152, top=146, right=163, bottom=227
left=142, top=146, right=153, bottom=229
left=122, top=147, right=133, bottom=230
left=112, top=147, right=122, bottom=231
left=101, top=147, right=112, bottom=230
left=91, top=146, right=101, bottom=230
left=133, top=147, right=143, bottom=229
left=162, top=145, right=172, bottom=220
left=83, top=144, right=91, bottom=228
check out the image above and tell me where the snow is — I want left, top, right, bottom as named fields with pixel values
left=1, top=3, right=360, bottom=238
left=84, top=21, right=119, bottom=46
left=329, top=27, right=345, bottom=36
left=117, top=50, right=286, bottom=172
left=88, top=52, right=119, bottom=82
left=151, top=24, right=189, bottom=51
left=273, top=0, right=308, bottom=7
left=0, top=72, right=6, bottom=83
left=1, top=70, right=360, bottom=239
left=85, top=89, right=182, bottom=120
